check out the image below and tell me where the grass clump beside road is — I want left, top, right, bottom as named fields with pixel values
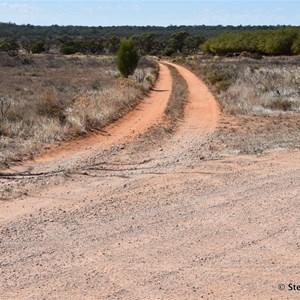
left=165, top=64, right=188, bottom=128
left=0, top=54, right=158, bottom=168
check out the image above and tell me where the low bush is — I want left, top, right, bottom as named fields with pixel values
left=31, top=40, right=45, bottom=54
left=37, top=93, right=69, bottom=122
left=60, top=44, right=78, bottom=55
left=202, top=65, right=231, bottom=93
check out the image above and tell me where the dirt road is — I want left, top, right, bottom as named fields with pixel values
left=1, top=63, right=300, bottom=299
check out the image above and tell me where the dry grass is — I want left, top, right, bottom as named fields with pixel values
left=0, top=54, right=158, bottom=168
left=125, top=64, right=189, bottom=156
left=185, top=55, right=300, bottom=115
left=164, top=64, right=188, bottom=127
left=179, top=55, right=300, bottom=156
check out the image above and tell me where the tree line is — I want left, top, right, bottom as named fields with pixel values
left=0, top=30, right=206, bottom=56
left=0, top=23, right=299, bottom=56
left=0, top=23, right=281, bottom=40
left=201, top=27, right=300, bottom=56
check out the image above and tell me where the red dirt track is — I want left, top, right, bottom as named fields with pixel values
left=1, top=62, right=299, bottom=300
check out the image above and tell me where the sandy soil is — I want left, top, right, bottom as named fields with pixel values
left=1, top=62, right=299, bottom=299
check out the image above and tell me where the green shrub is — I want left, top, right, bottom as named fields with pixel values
left=117, top=39, right=139, bottom=78
left=60, top=43, right=78, bottom=55
left=163, top=47, right=176, bottom=56
left=31, top=40, right=45, bottom=54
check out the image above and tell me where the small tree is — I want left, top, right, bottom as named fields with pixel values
left=31, top=40, right=45, bottom=54
left=117, top=39, right=139, bottom=78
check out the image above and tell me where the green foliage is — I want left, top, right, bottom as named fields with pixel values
left=132, top=33, right=159, bottom=55
left=31, top=40, right=45, bottom=54
left=201, top=28, right=300, bottom=56
left=58, top=37, right=106, bottom=55
left=80, top=38, right=105, bottom=54
left=105, top=36, right=120, bottom=54
left=20, top=39, right=32, bottom=52
left=117, top=39, right=139, bottom=78
left=0, top=22, right=285, bottom=42
left=1, top=23, right=300, bottom=56
left=291, top=34, right=300, bottom=54
left=163, top=31, right=205, bottom=55
left=60, top=42, right=78, bottom=55
left=201, top=31, right=262, bottom=55
left=163, top=47, right=176, bottom=56
left=263, top=29, right=296, bottom=55
left=184, top=35, right=205, bottom=53
left=166, top=31, right=190, bottom=54
left=0, top=37, right=19, bottom=53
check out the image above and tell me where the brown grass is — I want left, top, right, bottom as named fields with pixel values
left=178, top=55, right=300, bottom=156
left=184, top=55, right=300, bottom=115
left=125, top=64, right=189, bottom=156
left=0, top=54, right=158, bottom=168
left=164, top=64, right=188, bottom=127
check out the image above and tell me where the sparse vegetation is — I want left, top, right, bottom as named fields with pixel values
left=182, top=55, right=300, bottom=155
left=186, top=56, right=300, bottom=115
left=0, top=53, right=158, bottom=168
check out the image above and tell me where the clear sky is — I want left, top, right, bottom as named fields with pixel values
left=0, top=1, right=299, bottom=27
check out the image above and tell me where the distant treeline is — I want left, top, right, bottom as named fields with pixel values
left=0, top=23, right=299, bottom=56
left=202, top=27, right=300, bottom=56
left=0, top=23, right=282, bottom=40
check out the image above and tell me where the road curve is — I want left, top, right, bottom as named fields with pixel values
left=0, top=61, right=242, bottom=300
left=164, top=61, right=219, bottom=136
left=9, top=63, right=172, bottom=167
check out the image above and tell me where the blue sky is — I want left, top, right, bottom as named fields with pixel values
left=0, top=1, right=299, bottom=26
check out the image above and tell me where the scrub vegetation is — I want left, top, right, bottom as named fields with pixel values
left=0, top=54, right=158, bottom=168
left=181, top=55, right=300, bottom=155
